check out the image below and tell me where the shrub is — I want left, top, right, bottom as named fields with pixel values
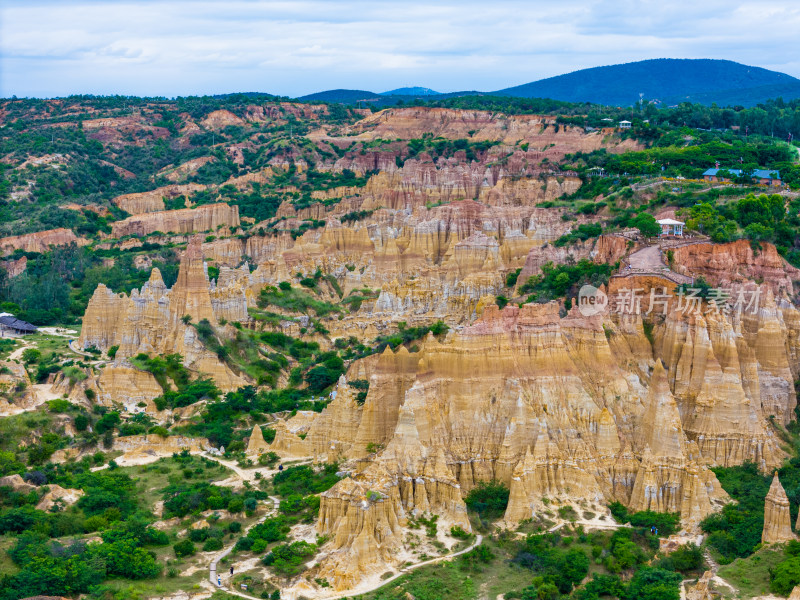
left=22, top=348, right=41, bottom=364
left=203, top=538, right=224, bottom=551
left=263, top=541, right=317, bottom=577
left=660, top=543, right=703, bottom=573
left=189, top=528, right=209, bottom=542
left=228, top=521, right=242, bottom=533
left=174, top=539, right=196, bottom=557
left=464, top=480, right=510, bottom=520
left=772, top=556, right=800, bottom=595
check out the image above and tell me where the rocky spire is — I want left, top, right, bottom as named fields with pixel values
left=595, top=407, right=621, bottom=457
left=170, top=235, right=216, bottom=324
left=246, top=424, right=267, bottom=456
left=635, top=360, right=685, bottom=459
left=762, top=472, right=795, bottom=543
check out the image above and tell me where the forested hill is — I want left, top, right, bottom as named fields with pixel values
left=493, top=59, right=800, bottom=107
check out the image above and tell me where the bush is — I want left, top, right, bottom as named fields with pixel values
left=228, top=521, right=242, bottom=533
left=203, top=538, right=224, bottom=551
left=174, top=539, right=196, bottom=557
left=189, top=528, right=209, bottom=542
left=263, top=540, right=317, bottom=577
left=22, top=348, right=41, bottom=364
left=771, top=556, right=800, bottom=595
left=660, top=544, right=703, bottom=573
left=625, top=567, right=681, bottom=600
left=464, top=480, right=510, bottom=520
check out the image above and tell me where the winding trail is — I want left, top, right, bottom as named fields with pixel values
left=208, top=531, right=484, bottom=600
left=200, top=458, right=485, bottom=600
left=209, top=495, right=281, bottom=588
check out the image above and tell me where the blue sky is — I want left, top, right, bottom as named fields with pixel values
left=3, top=0, right=800, bottom=98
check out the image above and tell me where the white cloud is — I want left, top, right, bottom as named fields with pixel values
left=2, top=0, right=799, bottom=97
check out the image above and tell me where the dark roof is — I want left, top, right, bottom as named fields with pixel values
left=703, top=167, right=781, bottom=180
left=0, top=315, right=37, bottom=332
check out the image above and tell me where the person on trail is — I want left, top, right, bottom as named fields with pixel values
left=230, top=566, right=234, bottom=576
left=217, top=575, right=221, bottom=587
left=278, top=464, right=283, bottom=471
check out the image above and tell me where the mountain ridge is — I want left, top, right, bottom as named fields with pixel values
left=297, top=59, right=800, bottom=107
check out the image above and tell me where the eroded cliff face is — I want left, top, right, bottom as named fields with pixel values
left=305, top=297, right=798, bottom=588
left=112, top=183, right=205, bottom=214
left=0, top=228, right=86, bottom=256
left=50, top=103, right=800, bottom=595
left=671, top=240, right=800, bottom=296
left=341, top=108, right=642, bottom=159
left=79, top=236, right=251, bottom=391
left=110, top=203, right=240, bottom=237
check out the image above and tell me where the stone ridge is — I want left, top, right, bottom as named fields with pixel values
left=0, top=228, right=86, bottom=256
left=110, top=203, right=240, bottom=237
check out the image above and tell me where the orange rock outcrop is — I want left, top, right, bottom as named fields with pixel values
left=671, top=240, right=800, bottom=296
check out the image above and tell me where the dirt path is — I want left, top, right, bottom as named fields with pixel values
left=209, top=495, right=281, bottom=588
left=199, top=450, right=485, bottom=600
left=7, top=337, right=32, bottom=361
left=628, top=245, right=666, bottom=270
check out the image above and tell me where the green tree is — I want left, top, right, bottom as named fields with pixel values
left=173, top=539, right=196, bottom=557
left=625, top=567, right=681, bottom=600
left=771, top=556, right=800, bottom=595
left=22, top=348, right=41, bottom=364
left=464, top=480, right=510, bottom=520
left=632, top=212, right=661, bottom=238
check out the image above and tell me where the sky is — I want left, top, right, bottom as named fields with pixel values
left=3, top=0, right=800, bottom=98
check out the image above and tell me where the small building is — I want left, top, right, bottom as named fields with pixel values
left=619, top=120, right=632, bottom=129
left=703, top=168, right=781, bottom=186
left=702, top=168, right=743, bottom=183
left=752, top=169, right=782, bottom=186
left=657, top=218, right=685, bottom=237
left=0, top=314, right=37, bottom=336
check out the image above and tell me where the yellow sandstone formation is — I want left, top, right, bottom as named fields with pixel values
left=79, top=236, right=247, bottom=391
left=110, top=203, right=240, bottom=237
left=762, top=472, right=795, bottom=544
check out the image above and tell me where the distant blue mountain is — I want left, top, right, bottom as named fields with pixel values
left=492, top=59, right=800, bottom=107
left=296, top=59, right=800, bottom=108
left=297, top=89, right=382, bottom=103
left=380, top=87, right=440, bottom=96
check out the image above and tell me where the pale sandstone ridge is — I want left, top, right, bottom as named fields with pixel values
left=762, top=472, right=795, bottom=543
left=246, top=422, right=310, bottom=459
left=0, top=227, right=85, bottom=256
left=113, top=183, right=205, bottom=214
left=110, top=203, right=240, bottom=237
left=343, top=107, right=642, bottom=159
left=684, top=571, right=716, bottom=600
left=308, top=305, right=736, bottom=589
left=113, top=433, right=210, bottom=464
left=78, top=236, right=251, bottom=391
